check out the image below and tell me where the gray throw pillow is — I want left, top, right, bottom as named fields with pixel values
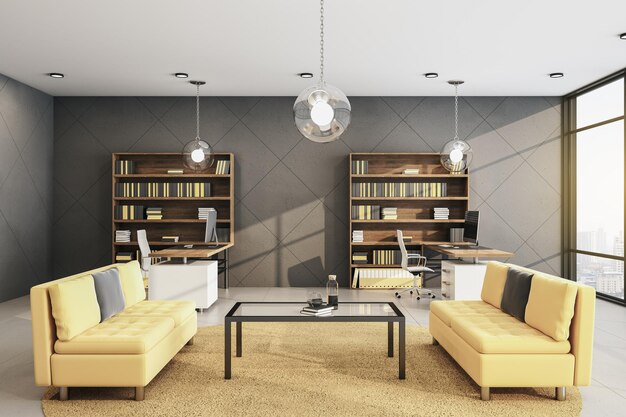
left=500, top=268, right=533, bottom=322
left=92, top=268, right=126, bottom=322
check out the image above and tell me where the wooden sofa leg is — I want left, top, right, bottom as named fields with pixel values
left=135, top=386, right=145, bottom=401
left=556, top=387, right=566, bottom=401
left=480, top=387, right=490, bottom=401
left=59, top=387, right=69, bottom=401
left=186, top=336, right=195, bottom=346
left=432, top=337, right=439, bottom=346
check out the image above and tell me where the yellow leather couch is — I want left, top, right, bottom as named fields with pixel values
left=31, top=261, right=197, bottom=401
left=429, top=261, right=595, bottom=401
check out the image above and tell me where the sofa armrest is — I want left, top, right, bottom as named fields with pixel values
left=570, top=285, right=596, bottom=386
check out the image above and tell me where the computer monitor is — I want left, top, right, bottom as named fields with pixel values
left=204, top=208, right=218, bottom=244
left=463, top=210, right=480, bottom=245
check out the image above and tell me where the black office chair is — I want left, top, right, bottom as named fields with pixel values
left=394, top=230, right=435, bottom=300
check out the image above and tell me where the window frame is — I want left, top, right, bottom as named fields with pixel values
left=563, top=68, right=626, bottom=305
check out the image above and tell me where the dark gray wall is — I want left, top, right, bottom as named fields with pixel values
left=0, top=74, right=54, bottom=301
left=53, top=96, right=561, bottom=287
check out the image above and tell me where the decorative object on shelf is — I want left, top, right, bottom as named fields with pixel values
left=293, top=0, right=351, bottom=143
left=440, top=81, right=473, bottom=174
left=183, top=81, right=214, bottom=170
left=326, top=274, right=339, bottom=308
left=306, top=291, right=324, bottom=307
left=450, top=227, right=464, bottom=242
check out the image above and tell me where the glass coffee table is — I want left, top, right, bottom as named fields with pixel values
left=224, top=302, right=405, bottom=380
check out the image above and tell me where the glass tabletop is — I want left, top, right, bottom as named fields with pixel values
left=228, top=302, right=401, bottom=318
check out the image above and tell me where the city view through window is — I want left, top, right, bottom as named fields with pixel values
left=575, top=78, right=625, bottom=300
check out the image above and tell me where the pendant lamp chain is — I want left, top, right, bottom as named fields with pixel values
left=319, top=0, right=325, bottom=85
left=454, top=83, right=459, bottom=140
left=195, top=83, right=200, bottom=140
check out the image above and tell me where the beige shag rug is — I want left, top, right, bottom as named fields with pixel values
left=42, top=323, right=581, bottom=417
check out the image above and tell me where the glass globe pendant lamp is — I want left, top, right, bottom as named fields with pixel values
left=293, top=0, right=351, bottom=143
left=183, top=81, right=214, bottom=170
left=440, top=81, right=473, bottom=174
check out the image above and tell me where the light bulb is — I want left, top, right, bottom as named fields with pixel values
left=310, top=100, right=334, bottom=126
left=449, top=148, right=463, bottom=163
left=191, top=148, right=205, bottom=163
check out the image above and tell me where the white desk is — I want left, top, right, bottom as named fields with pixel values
left=148, top=260, right=218, bottom=309
left=440, top=260, right=486, bottom=300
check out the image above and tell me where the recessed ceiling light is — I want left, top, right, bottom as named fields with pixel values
left=175, top=73, right=189, bottom=78
left=298, top=72, right=314, bottom=79
left=48, top=73, right=64, bottom=78
left=549, top=72, right=564, bottom=78
left=620, top=33, right=626, bottom=40
left=424, top=73, right=439, bottom=79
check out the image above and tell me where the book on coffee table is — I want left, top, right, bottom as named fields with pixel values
left=300, top=305, right=334, bottom=316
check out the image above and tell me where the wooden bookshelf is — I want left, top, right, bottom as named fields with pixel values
left=349, top=153, right=469, bottom=288
left=111, top=153, right=234, bottom=262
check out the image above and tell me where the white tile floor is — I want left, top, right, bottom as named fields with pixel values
left=1, top=288, right=624, bottom=416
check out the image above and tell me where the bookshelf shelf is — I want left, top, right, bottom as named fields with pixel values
left=349, top=153, right=469, bottom=288
left=113, top=219, right=231, bottom=223
left=112, top=153, right=235, bottom=263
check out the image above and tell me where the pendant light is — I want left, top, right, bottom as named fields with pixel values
left=182, top=81, right=214, bottom=170
left=293, top=0, right=351, bottom=143
left=440, top=81, right=473, bottom=174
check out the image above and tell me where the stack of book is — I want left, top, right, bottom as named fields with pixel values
left=352, top=251, right=368, bottom=264
left=372, top=249, right=420, bottom=265
left=161, top=236, right=179, bottom=243
left=115, top=252, right=133, bottom=262
left=115, top=230, right=131, bottom=243
left=300, top=305, right=334, bottom=317
left=402, top=168, right=420, bottom=175
left=114, top=205, right=144, bottom=220
left=397, top=234, right=412, bottom=243
left=167, top=169, right=184, bottom=174
left=216, top=160, right=231, bottom=175
left=146, top=207, right=163, bottom=220
left=351, top=205, right=381, bottom=220
left=352, top=230, right=364, bottom=243
left=434, top=207, right=450, bottom=220
left=198, top=208, right=215, bottom=219
left=351, top=160, right=368, bottom=174
left=382, top=207, right=398, bottom=220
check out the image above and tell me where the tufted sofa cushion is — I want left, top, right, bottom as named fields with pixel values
left=119, top=300, right=196, bottom=326
left=450, top=315, right=571, bottom=354
left=430, top=300, right=504, bottom=327
left=54, top=316, right=174, bottom=354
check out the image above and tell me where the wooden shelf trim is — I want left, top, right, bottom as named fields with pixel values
left=114, top=197, right=231, bottom=201
left=350, top=241, right=462, bottom=246
left=351, top=174, right=468, bottom=178
left=114, top=174, right=231, bottom=178
left=351, top=219, right=465, bottom=223
left=114, top=219, right=230, bottom=223
left=114, top=241, right=232, bottom=246
left=350, top=196, right=468, bottom=201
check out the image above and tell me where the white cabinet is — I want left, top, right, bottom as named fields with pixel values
left=440, top=260, right=487, bottom=301
left=149, top=260, right=218, bottom=309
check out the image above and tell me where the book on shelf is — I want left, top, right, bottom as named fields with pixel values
left=371, top=249, right=420, bottom=265
left=433, top=207, right=450, bottom=220
left=352, top=251, right=368, bottom=264
left=351, top=182, right=447, bottom=197
left=198, top=207, right=216, bottom=219
left=382, top=207, right=397, bottom=220
left=216, top=160, right=231, bottom=175
left=167, top=169, right=184, bottom=174
left=161, top=236, right=180, bottom=242
left=450, top=227, right=464, bottom=242
left=114, top=205, right=145, bottom=220
left=115, top=160, right=135, bottom=175
left=146, top=207, right=163, bottom=220
left=352, top=230, right=364, bottom=242
left=351, top=205, right=381, bottom=220
left=402, top=168, right=420, bottom=175
left=352, top=268, right=415, bottom=289
left=396, top=235, right=412, bottom=243
left=351, top=160, right=368, bottom=174
left=115, top=182, right=211, bottom=198
left=115, top=230, right=131, bottom=243
left=115, top=251, right=133, bottom=262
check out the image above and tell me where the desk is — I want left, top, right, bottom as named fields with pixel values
left=150, top=243, right=233, bottom=288
left=149, top=260, right=218, bottom=309
left=424, top=245, right=514, bottom=301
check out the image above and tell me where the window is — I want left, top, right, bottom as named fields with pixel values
left=564, top=72, right=626, bottom=304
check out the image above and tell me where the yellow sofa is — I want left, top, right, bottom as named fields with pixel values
left=429, top=261, right=595, bottom=401
left=31, top=261, right=197, bottom=401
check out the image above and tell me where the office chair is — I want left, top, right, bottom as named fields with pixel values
left=137, top=230, right=157, bottom=290
left=395, top=230, right=435, bottom=300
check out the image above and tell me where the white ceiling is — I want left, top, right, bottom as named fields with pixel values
left=1, top=0, right=625, bottom=97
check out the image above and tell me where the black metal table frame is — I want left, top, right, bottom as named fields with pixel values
left=224, top=301, right=405, bottom=380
